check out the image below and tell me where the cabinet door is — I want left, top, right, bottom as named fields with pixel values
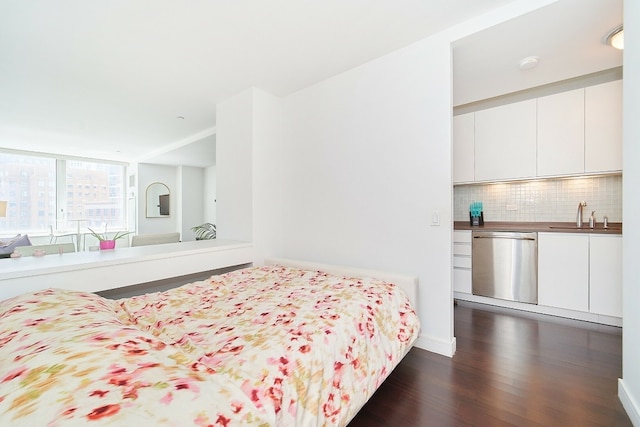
left=585, top=80, right=622, bottom=173
left=453, top=113, right=475, bottom=183
left=475, top=99, right=536, bottom=181
left=537, top=89, right=585, bottom=176
left=538, top=233, right=589, bottom=312
left=453, top=231, right=472, bottom=293
left=589, top=235, right=622, bottom=317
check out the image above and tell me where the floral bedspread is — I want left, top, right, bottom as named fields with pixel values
left=0, top=265, right=420, bottom=426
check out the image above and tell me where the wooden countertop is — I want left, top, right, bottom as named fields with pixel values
left=454, top=221, right=622, bottom=235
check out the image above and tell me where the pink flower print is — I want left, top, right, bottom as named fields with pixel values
left=230, top=400, right=244, bottom=414
left=266, top=381, right=284, bottom=413
left=174, top=377, right=201, bottom=393
left=23, top=317, right=47, bottom=327
left=86, top=403, right=120, bottom=420
left=322, top=393, right=341, bottom=420
left=351, top=358, right=361, bottom=369
left=160, top=391, right=173, bottom=405
left=2, top=366, right=27, bottom=383
left=0, top=331, right=18, bottom=347
left=60, top=407, right=78, bottom=418
left=215, top=414, right=231, bottom=426
left=241, top=380, right=265, bottom=409
left=299, top=344, right=311, bottom=353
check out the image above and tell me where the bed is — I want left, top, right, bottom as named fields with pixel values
left=0, top=258, right=420, bottom=426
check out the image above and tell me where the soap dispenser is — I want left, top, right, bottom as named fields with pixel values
left=589, top=211, right=596, bottom=229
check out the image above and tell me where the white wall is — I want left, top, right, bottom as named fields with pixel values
left=216, top=87, right=283, bottom=263
left=178, top=166, right=204, bottom=242
left=252, top=90, right=283, bottom=265
left=204, top=165, right=217, bottom=224
left=216, top=89, right=254, bottom=242
left=213, top=0, right=567, bottom=358
left=620, top=0, right=640, bottom=423
left=280, top=36, right=454, bottom=355
left=137, top=163, right=178, bottom=235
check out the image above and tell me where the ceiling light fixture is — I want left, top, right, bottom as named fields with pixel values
left=518, top=56, right=539, bottom=71
left=606, top=25, right=624, bottom=50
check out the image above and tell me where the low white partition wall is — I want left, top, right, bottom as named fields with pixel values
left=0, top=239, right=253, bottom=302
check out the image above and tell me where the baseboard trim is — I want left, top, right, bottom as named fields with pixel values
left=413, top=334, right=456, bottom=357
left=619, top=378, right=640, bottom=426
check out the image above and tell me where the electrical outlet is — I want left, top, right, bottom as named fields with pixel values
left=506, top=204, right=518, bottom=211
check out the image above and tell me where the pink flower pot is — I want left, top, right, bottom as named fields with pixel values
left=99, top=240, right=116, bottom=250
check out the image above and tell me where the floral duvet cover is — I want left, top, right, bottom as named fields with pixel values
left=0, top=265, right=420, bottom=426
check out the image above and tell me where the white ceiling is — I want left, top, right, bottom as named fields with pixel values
left=0, top=0, right=623, bottom=168
left=452, top=0, right=623, bottom=106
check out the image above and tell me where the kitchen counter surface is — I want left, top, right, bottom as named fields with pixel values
left=454, top=221, right=622, bottom=234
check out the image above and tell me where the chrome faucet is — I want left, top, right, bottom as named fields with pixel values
left=576, top=201, right=587, bottom=228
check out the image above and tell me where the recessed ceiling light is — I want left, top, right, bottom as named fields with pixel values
left=605, top=25, right=624, bottom=50
left=518, top=56, right=539, bottom=71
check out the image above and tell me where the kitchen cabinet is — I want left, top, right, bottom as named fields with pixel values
left=538, top=233, right=589, bottom=312
left=453, top=230, right=472, bottom=294
left=537, top=89, right=585, bottom=177
left=474, top=99, right=537, bottom=182
left=452, top=113, right=474, bottom=184
left=453, top=80, right=622, bottom=184
left=589, top=234, right=622, bottom=317
left=585, top=80, right=623, bottom=173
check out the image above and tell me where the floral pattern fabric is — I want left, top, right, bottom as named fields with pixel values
left=0, top=265, right=420, bottom=426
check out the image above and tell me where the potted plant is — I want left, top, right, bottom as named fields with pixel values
left=88, top=226, right=132, bottom=250
left=191, top=223, right=216, bottom=240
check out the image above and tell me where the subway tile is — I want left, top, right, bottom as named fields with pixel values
left=453, top=175, right=622, bottom=222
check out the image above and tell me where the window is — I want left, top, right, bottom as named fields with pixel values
left=0, top=151, right=127, bottom=235
left=0, top=153, right=56, bottom=233
left=65, top=160, right=126, bottom=231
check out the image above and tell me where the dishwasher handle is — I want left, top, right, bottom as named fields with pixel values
left=472, top=231, right=537, bottom=241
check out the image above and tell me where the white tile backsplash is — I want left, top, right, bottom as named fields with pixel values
left=454, top=175, right=622, bottom=223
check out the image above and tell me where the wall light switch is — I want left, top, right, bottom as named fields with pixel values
left=431, top=210, right=440, bottom=226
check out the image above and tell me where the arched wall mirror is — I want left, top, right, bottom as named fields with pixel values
left=146, top=182, right=171, bottom=218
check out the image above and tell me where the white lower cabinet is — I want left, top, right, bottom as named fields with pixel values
left=538, top=233, right=590, bottom=312
left=538, top=232, right=622, bottom=318
left=453, top=231, right=472, bottom=294
left=454, top=229, right=622, bottom=323
left=589, top=235, right=622, bottom=318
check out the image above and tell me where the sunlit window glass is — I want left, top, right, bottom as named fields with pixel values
left=65, top=160, right=125, bottom=230
left=0, top=153, right=56, bottom=234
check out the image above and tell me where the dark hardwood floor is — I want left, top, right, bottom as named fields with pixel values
left=349, top=302, right=631, bottom=426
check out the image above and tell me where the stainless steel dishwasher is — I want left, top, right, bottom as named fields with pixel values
left=472, top=231, right=538, bottom=304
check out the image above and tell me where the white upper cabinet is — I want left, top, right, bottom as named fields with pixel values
left=474, top=99, right=537, bottom=182
left=452, top=113, right=475, bottom=184
left=585, top=80, right=622, bottom=173
left=537, top=89, right=585, bottom=176
left=453, top=80, right=622, bottom=184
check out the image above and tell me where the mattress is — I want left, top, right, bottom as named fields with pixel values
left=0, top=264, right=420, bottom=426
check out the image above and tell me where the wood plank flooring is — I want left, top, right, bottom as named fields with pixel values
left=349, top=302, right=631, bottom=426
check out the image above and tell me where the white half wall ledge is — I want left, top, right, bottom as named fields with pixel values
left=619, top=379, right=640, bottom=427
left=414, top=335, right=457, bottom=358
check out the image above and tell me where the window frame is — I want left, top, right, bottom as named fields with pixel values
left=0, top=148, right=129, bottom=236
